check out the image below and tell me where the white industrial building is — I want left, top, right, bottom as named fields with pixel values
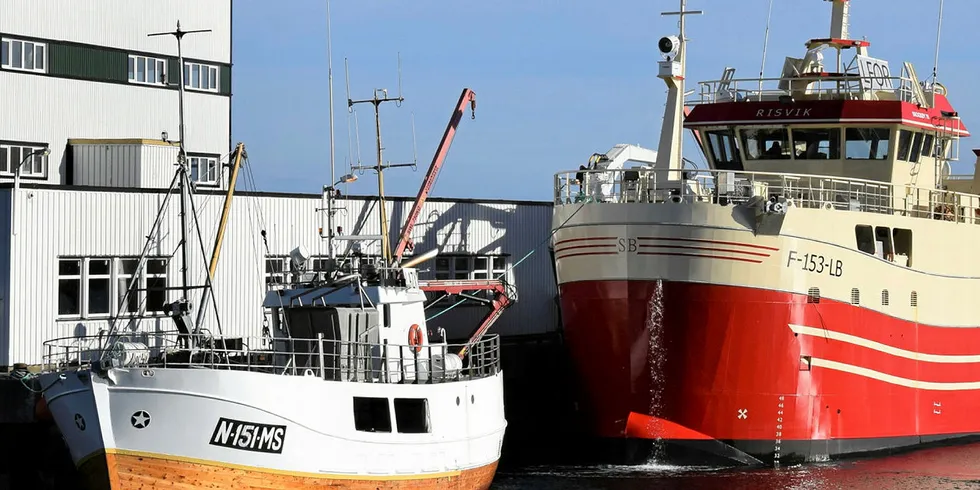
left=0, top=1, right=558, bottom=368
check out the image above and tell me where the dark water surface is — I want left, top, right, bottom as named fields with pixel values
left=493, top=442, right=980, bottom=489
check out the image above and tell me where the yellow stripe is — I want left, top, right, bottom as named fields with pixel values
left=68, top=138, right=180, bottom=147
left=76, top=448, right=465, bottom=481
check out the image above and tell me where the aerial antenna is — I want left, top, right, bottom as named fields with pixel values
left=410, top=112, right=418, bottom=171
left=758, top=0, right=775, bottom=99
left=347, top=56, right=409, bottom=266
left=931, top=0, right=945, bottom=84
left=327, top=0, right=336, bottom=188
left=396, top=52, right=404, bottom=107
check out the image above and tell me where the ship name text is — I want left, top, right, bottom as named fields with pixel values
left=618, top=238, right=638, bottom=253
left=209, top=417, right=286, bottom=454
left=786, top=250, right=843, bottom=277
left=756, top=108, right=812, bottom=118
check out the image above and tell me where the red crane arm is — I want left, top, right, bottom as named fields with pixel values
left=393, top=88, right=477, bottom=264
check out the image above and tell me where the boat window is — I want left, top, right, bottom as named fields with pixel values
left=740, top=127, right=791, bottom=160
left=353, top=397, right=392, bottom=433
left=908, top=132, right=924, bottom=163
left=921, top=134, right=935, bottom=159
left=844, top=128, right=890, bottom=160
left=791, top=128, right=840, bottom=160
left=705, top=130, right=741, bottom=168
left=875, top=226, right=893, bottom=260
left=896, top=130, right=913, bottom=161
left=893, top=228, right=912, bottom=267
left=394, top=398, right=430, bottom=434
left=855, top=225, right=875, bottom=255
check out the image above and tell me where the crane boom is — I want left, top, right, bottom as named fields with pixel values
left=393, top=88, right=477, bottom=265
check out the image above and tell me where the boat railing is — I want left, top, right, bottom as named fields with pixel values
left=41, top=331, right=502, bottom=385
left=554, top=167, right=980, bottom=224
left=689, top=74, right=921, bottom=105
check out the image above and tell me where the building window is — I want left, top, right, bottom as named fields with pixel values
left=266, top=257, right=288, bottom=286
left=184, top=61, right=219, bottom=92
left=128, top=55, right=167, bottom=85
left=58, top=259, right=82, bottom=317
left=189, top=155, right=219, bottom=185
left=0, top=38, right=46, bottom=73
left=0, top=143, right=48, bottom=178
left=58, top=256, right=170, bottom=319
left=431, top=255, right=508, bottom=281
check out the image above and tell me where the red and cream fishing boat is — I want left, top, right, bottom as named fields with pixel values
left=552, top=0, right=980, bottom=465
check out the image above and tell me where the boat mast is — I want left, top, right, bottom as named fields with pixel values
left=657, top=0, right=702, bottom=180
left=346, top=56, right=413, bottom=266
left=326, top=0, right=337, bottom=260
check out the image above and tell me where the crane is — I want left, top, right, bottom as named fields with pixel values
left=392, top=88, right=477, bottom=266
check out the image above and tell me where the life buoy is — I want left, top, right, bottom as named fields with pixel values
left=408, top=324, right=423, bottom=353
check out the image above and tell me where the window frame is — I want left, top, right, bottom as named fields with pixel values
left=57, top=258, right=83, bottom=318
left=127, top=54, right=168, bottom=86
left=189, top=154, right=221, bottom=186
left=58, top=256, right=171, bottom=320
left=843, top=127, right=891, bottom=161
left=0, top=37, right=47, bottom=73
left=739, top=126, right=792, bottom=161
left=704, top=129, right=742, bottom=168
left=0, top=141, right=49, bottom=179
left=183, top=61, right=219, bottom=93
left=789, top=127, right=841, bottom=160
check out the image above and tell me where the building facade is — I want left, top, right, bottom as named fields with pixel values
left=0, top=0, right=232, bottom=189
left=0, top=184, right=558, bottom=367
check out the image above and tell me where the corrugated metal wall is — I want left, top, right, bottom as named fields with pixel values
left=0, top=1, right=232, bottom=63
left=71, top=143, right=183, bottom=190
left=0, top=191, right=10, bottom=365
left=0, top=73, right=229, bottom=185
left=2, top=187, right=558, bottom=366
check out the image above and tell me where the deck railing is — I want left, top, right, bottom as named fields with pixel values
left=688, top=74, right=925, bottom=105
left=41, top=331, right=501, bottom=385
left=554, top=168, right=980, bottom=224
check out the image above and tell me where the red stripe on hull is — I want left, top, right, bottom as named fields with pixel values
left=558, top=280, right=980, bottom=449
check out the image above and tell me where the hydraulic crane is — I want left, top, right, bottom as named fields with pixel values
left=392, top=88, right=477, bottom=266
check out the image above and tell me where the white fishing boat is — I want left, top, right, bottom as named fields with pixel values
left=35, top=20, right=508, bottom=490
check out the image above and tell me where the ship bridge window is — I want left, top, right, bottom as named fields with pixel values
left=874, top=226, right=894, bottom=260
left=897, top=130, right=913, bottom=161
left=740, top=127, right=791, bottom=160
left=844, top=128, right=890, bottom=160
left=920, top=134, right=935, bottom=159
left=705, top=130, right=742, bottom=169
left=893, top=228, right=912, bottom=267
left=908, top=132, right=925, bottom=163
left=791, top=128, right=841, bottom=160
left=855, top=225, right=875, bottom=255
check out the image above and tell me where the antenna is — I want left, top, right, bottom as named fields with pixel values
left=147, top=20, right=210, bottom=303
left=410, top=112, right=418, bottom=171
left=347, top=56, right=410, bottom=266
left=396, top=52, right=404, bottom=107
left=758, top=0, right=775, bottom=99
left=932, top=0, right=945, bottom=84
left=326, top=0, right=337, bottom=259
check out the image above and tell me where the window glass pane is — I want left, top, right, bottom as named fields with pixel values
left=201, top=66, right=209, bottom=89
left=190, top=158, right=200, bottom=181
left=88, top=277, right=110, bottom=315
left=183, top=64, right=190, bottom=86
left=137, top=57, right=145, bottom=82
left=12, top=41, right=22, bottom=68
left=492, top=257, right=506, bottom=270
left=58, top=279, right=80, bottom=315
left=118, top=277, right=139, bottom=313
left=740, top=128, right=791, bottom=160
left=119, top=258, right=139, bottom=275
left=89, top=258, right=110, bottom=275
left=59, top=259, right=81, bottom=276
left=32, top=151, right=44, bottom=175
left=147, top=258, right=167, bottom=274
left=0, top=147, right=7, bottom=173
left=791, top=128, right=840, bottom=160
left=146, top=277, right=167, bottom=312
left=157, top=60, right=165, bottom=83
left=128, top=57, right=135, bottom=80
left=844, top=128, right=890, bottom=160
left=35, top=44, right=43, bottom=69
left=24, top=42, right=33, bottom=69
left=435, top=258, right=450, bottom=271
left=921, top=134, right=935, bottom=158
left=706, top=130, right=739, bottom=165
left=148, top=59, right=156, bottom=85
left=896, top=130, right=912, bottom=161
left=9, top=147, right=20, bottom=171
left=454, top=257, right=469, bottom=271
left=1, top=40, right=9, bottom=66
left=908, top=133, right=923, bottom=163
left=192, top=64, right=200, bottom=88
left=453, top=271, right=468, bottom=280
left=474, top=257, right=488, bottom=271
left=210, top=67, right=217, bottom=89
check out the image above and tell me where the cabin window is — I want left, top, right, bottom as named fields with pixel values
left=394, top=398, right=430, bottom=433
left=740, top=127, right=791, bottom=160
left=844, top=128, right=890, bottom=160
left=705, top=130, right=741, bottom=168
left=855, top=225, right=875, bottom=255
left=353, top=397, right=392, bottom=433
left=874, top=226, right=893, bottom=260
left=893, top=228, right=912, bottom=267
left=897, top=130, right=913, bottom=161
left=921, top=134, right=935, bottom=158
left=791, top=128, right=840, bottom=160
left=908, top=133, right=924, bottom=163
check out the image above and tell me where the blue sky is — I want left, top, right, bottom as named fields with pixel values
left=231, top=0, right=980, bottom=201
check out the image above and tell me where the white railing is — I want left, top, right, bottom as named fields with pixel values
left=689, top=75, right=921, bottom=105
left=42, top=331, right=502, bottom=385
left=554, top=168, right=980, bottom=224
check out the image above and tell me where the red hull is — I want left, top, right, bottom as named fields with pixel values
left=559, top=280, right=980, bottom=462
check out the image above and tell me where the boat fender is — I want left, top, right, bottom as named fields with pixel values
left=408, top=324, right=424, bottom=353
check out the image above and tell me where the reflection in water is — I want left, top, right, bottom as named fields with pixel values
left=493, top=442, right=980, bottom=489
left=646, top=278, right=666, bottom=461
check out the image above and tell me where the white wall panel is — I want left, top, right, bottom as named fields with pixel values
left=1, top=188, right=557, bottom=366
left=0, top=73, right=229, bottom=184
left=0, top=0, right=231, bottom=63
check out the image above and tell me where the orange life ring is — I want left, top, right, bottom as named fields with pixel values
left=408, top=324, right=423, bottom=353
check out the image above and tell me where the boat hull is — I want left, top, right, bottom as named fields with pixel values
left=559, top=279, right=980, bottom=465
left=42, top=367, right=506, bottom=490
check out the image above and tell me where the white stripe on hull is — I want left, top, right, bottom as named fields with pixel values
left=790, top=324, right=980, bottom=363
